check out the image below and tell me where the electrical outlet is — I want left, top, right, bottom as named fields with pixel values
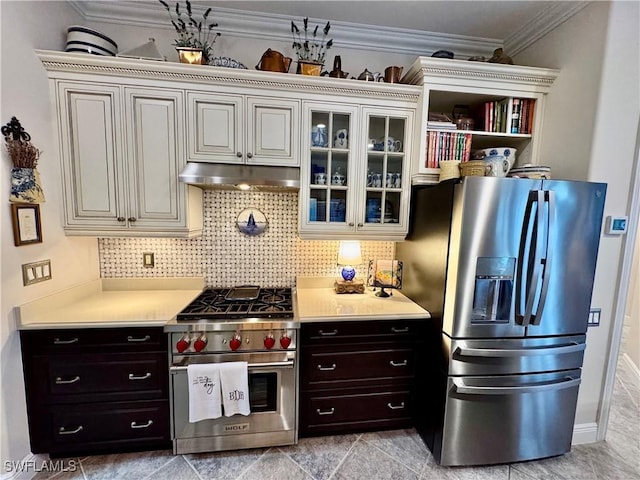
left=588, top=308, right=601, bottom=327
left=143, top=252, right=155, bottom=268
left=22, top=260, right=52, bottom=286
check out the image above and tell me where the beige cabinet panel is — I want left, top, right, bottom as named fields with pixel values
left=247, top=97, right=299, bottom=166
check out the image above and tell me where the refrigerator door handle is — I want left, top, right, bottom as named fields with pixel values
left=530, top=190, right=555, bottom=326
left=454, top=342, right=585, bottom=358
left=516, top=190, right=538, bottom=324
left=452, top=376, right=581, bottom=395
left=521, top=190, right=546, bottom=326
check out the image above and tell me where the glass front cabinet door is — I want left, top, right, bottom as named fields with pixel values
left=299, top=103, right=413, bottom=241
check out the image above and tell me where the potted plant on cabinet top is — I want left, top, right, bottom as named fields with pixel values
left=159, top=0, right=221, bottom=65
left=291, top=17, right=333, bottom=75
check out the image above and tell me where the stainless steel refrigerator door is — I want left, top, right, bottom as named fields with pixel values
left=443, top=177, right=541, bottom=338
left=445, top=335, right=586, bottom=376
left=439, top=369, right=581, bottom=466
left=523, top=180, right=606, bottom=337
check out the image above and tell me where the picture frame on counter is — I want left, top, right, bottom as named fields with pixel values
left=11, top=203, right=42, bottom=246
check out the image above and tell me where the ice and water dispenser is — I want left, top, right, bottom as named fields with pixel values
left=471, top=257, right=515, bottom=323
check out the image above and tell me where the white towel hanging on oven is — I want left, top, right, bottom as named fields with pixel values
left=187, top=363, right=222, bottom=422
left=219, top=361, right=251, bottom=416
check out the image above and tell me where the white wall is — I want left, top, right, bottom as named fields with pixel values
left=0, top=1, right=100, bottom=471
left=515, top=0, right=640, bottom=429
left=624, top=225, right=640, bottom=370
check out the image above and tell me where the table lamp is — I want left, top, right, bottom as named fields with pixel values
left=335, top=241, right=365, bottom=294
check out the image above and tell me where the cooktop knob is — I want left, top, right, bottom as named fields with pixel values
left=229, top=334, right=242, bottom=351
left=280, top=334, right=292, bottom=349
left=176, top=335, right=191, bottom=353
left=193, top=334, right=208, bottom=352
left=264, top=334, right=275, bottom=350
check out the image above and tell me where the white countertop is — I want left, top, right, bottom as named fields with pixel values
left=16, top=277, right=205, bottom=330
left=295, top=277, right=430, bottom=322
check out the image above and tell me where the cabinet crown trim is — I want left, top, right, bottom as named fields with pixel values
left=36, top=50, right=421, bottom=102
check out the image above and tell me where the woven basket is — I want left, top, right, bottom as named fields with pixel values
left=459, top=160, right=488, bottom=177
left=439, top=160, right=461, bottom=182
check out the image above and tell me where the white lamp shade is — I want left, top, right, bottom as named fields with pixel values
left=337, top=241, right=363, bottom=266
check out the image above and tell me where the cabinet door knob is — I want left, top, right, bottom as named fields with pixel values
left=316, top=408, right=335, bottom=416
left=58, top=425, right=83, bottom=435
left=117, top=217, right=126, bottom=222
left=246, top=152, right=253, bottom=159
left=128, top=217, right=137, bottom=223
left=348, top=222, right=354, bottom=227
left=387, top=402, right=405, bottom=410
left=317, top=363, right=337, bottom=371
left=357, top=223, right=364, bottom=227
left=55, top=376, right=80, bottom=384
left=130, top=420, right=154, bottom=429
left=236, top=152, right=243, bottom=157
left=128, top=372, right=152, bottom=381
left=389, top=360, right=408, bottom=367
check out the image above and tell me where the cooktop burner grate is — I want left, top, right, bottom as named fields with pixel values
left=177, top=287, right=293, bottom=321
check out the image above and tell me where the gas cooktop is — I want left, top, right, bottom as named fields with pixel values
left=176, top=287, right=294, bottom=321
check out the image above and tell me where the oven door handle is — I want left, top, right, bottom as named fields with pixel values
left=170, top=360, right=295, bottom=373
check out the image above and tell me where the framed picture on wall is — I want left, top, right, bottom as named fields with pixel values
left=11, top=203, right=42, bottom=246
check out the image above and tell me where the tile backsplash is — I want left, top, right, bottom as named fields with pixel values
left=99, top=190, right=394, bottom=287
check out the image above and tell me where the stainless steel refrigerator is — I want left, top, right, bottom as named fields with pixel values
left=396, top=176, right=606, bottom=466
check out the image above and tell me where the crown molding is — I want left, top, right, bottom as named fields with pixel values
left=505, top=1, right=590, bottom=56
left=68, top=1, right=586, bottom=60
left=68, top=0, right=501, bottom=59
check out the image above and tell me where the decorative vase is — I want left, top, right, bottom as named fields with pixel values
left=10, top=167, right=45, bottom=204
left=297, top=61, right=323, bottom=76
left=176, top=47, right=205, bottom=65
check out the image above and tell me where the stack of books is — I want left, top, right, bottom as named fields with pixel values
left=483, top=98, right=536, bottom=134
left=427, top=120, right=457, bottom=130
left=425, top=131, right=472, bottom=168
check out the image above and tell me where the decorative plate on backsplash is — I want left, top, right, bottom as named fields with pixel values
left=236, top=208, right=267, bottom=236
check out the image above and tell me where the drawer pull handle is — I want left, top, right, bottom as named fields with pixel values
left=128, top=372, right=151, bottom=381
left=317, top=364, right=337, bottom=371
left=391, top=327, right=409, bottom=333
left=387, top=402, right=405, bottom=410
left=53, top=337, right=79, bottom=345
left=131, top=420, right=154, bottom=429
left=317, top=408, right=335, bottom=416
left=318, top=329, right=338, bottom=336
left=390, top=360, right=408, bottom=367
left=58, top=426, right=83, bottom=435
left=55, top=376, right=80, bottom=384
left=127, top=335, right=151, bottom=342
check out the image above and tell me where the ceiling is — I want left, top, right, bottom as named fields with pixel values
left=71, top=1, right=589, bottom=57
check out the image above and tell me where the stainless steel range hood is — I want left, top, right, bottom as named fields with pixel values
left=179, top=162, right=300, bottom=191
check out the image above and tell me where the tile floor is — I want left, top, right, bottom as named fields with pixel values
left=34, top=358, right=639, bottom=480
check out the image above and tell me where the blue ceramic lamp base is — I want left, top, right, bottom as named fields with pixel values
left=341, top=266, right=356, bottom=281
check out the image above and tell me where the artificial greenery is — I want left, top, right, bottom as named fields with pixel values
left=291, top=17, right=333, bottom=64
left=159, top=0, right=221, bottom=62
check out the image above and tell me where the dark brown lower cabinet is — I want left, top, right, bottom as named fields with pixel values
left=20, top=327, right=170, bottom=456
left=299, top=320, right=427, bottom=437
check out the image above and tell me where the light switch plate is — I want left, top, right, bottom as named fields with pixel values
left=605, top=216, right=628, bottom=235
left=143, top=252, right=155, bottom=268
left=22, top=260, right=52, bottom=286
left=588, top=308, right=601, bottom=327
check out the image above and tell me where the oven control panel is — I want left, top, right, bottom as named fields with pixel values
left=171, top=330, right=297, bottom=354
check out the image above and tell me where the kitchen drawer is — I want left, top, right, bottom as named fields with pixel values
left=301, top=321, right=423, bottom=345
left=29, top=400, right=170, bottom=455
left=29, top=352, right=168, bottom=404
left=300, top=388, right=413, bottom=436
left=21, top=327, right=166, bottom=354
left=302, top=347, right=415, bottom=387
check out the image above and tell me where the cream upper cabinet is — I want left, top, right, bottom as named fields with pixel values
left=404, top=57, right=558, bottom=185
left=187, top=92, right=299, bottom=166
left=55, top=82, right=202, bottom=237
left=299, top=102, right=414, bottom=241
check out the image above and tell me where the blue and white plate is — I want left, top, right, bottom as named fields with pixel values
left=210, top=56, right=247, bottom=69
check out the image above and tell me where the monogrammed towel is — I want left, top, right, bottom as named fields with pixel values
left=219, top=361, right=251, bottom=416
left=187, top=363, right=222, bottom=422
